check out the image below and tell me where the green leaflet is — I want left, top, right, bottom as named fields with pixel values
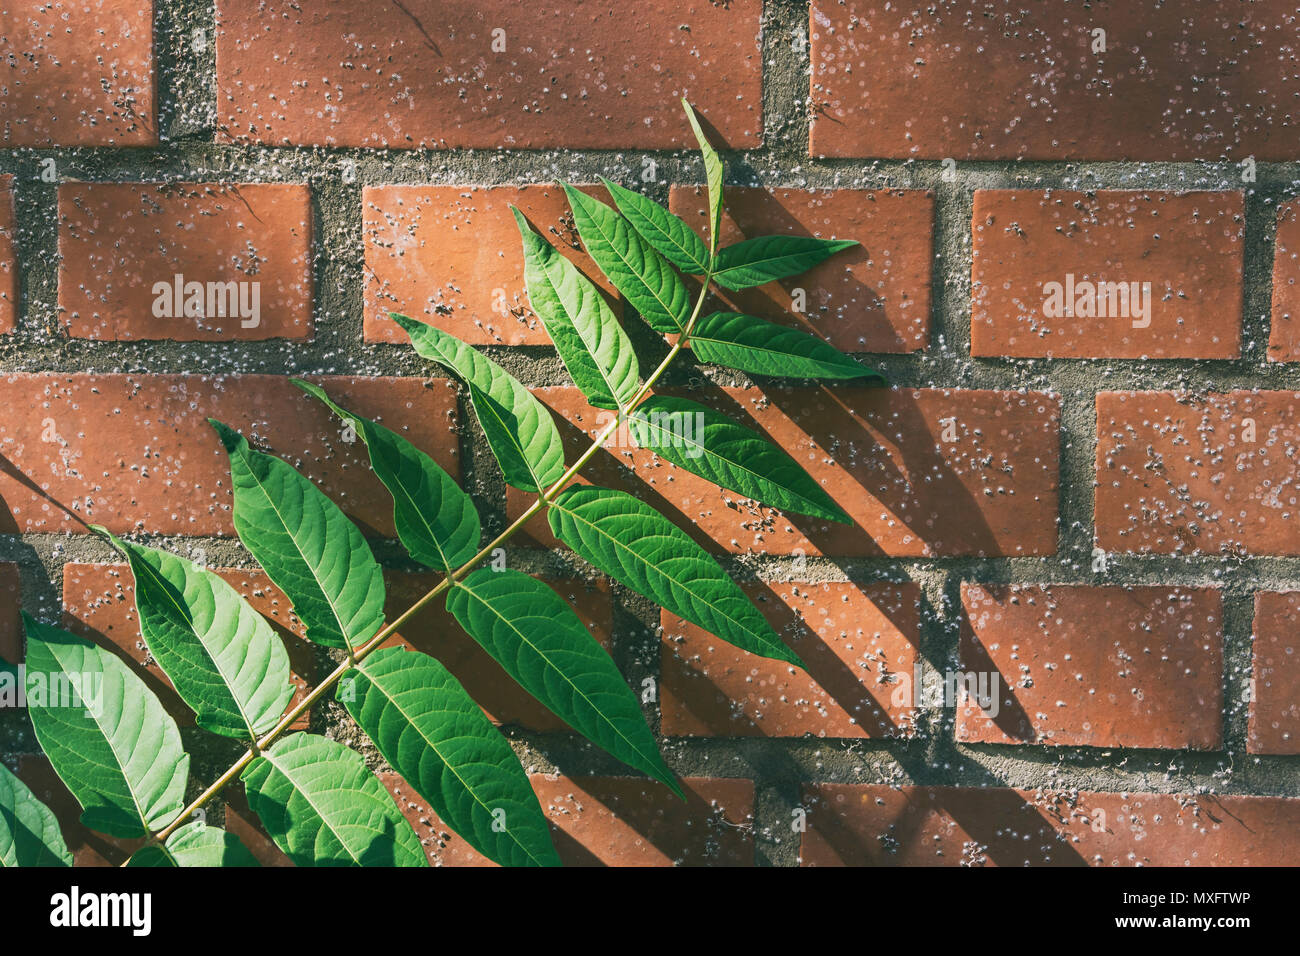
left=682, top=99, right=724, bottom=255
left=547, top=487, right=803, bottom=668
left=467, top=382, right=560, bottom=494
left=601, top=178, right=709, bottom=276
left=446, top=570, right=681, bottom=797
left=628, top=396, right=850, bottom=523
left=712, top=235, right=859, bottom=291
left=210, top=420, right=387, bottom=650
left=126, top=821, right=258, bottom=867
left=98, top=530, right=294, bottom=740
left=291, top=380, right=481, bottom=572
left=512, top=207, right=640, bottom=412
left=340, top=647, right=560, bottom=868
left=21, top=614, right=189, bottom=839
left=241, top=733, right=426, bottom=867
left=393, top=313, right=565, bottom=493
left=0, top=761, right=71, bottom=867
left=691, top=312, right=884, bottom=381
left=563, top=184, right=692, bottom=334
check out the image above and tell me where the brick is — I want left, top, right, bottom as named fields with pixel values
left=1096, top=391, right=1300, bottom=555
left=13, top=756, right=140, bottom=866
left=382, top=573, right=614, bottom=732
left=662, top=581, right=920, bottom=738
left=508, top=385, right=1060, bottom=557
left=58, top=183, right=313, bottom=341
left=801, top=784, right=1300, bottom=866
left=0, top=563, right=19, bottom=665
left=364, top=184, right=616, bottom=346
left=385, top=774, right=754, bottom=867
left=61, top=563, right=318, bottom=732
left=215, top=0, right=762, bottom=150
left=809, top=1, right=1300, bottom=161
left=669, top=187, right=933, bottom=353
left=0, top=374, right=458, bottom=536
left=1248, top=591, right=1300, bottom=755
left=1270, top=198, right=1300, bottom=362
left=957, top=584, right=1223, bottom=750
left=972, top=191, right=1244, bottom=359
left=0, top=0, right=155, bottom=147
left=0, top=175, right=15, bottom=334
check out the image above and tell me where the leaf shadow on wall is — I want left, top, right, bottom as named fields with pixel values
left=661, top=578, right=922, bottom=740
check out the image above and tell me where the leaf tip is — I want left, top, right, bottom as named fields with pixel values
left=207, top=418, right=243, bottom=453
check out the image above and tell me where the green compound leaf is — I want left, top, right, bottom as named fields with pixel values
left=682, top=99, right=725, bottom=256
left=241, top=733, right=426, bottom=867
left=125, top=821, right=259, bottom=867
left=340, top=646, right=560, bottom=868
left=601, top=178, right=709, bottom=276
left=512, top=207, right=640, bottom=413
left=0, top=761, right=72, bottom=867
left=97, top=530, right=294, bottom=740
left=547, top=487, right=803, bottom=668
left=628, top=396, right=850, bottom=523
left=21, top=613, right=189, bottom=839
left=446, top=569, right=681, bottom=797
left=712, top=235, right=859, bottom=291
left=291, top=380, right=481, bottom=572
left=563, top=184, right=692, bottom=334
left=210, top=420, right=387, bottom=651
left=690, top=312, right=884, bottom=382
left=393, top=313, right=565, bottom=493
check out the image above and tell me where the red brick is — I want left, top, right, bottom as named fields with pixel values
left=58, top=183, right=313, bottom=341
left=61, top=563, right=318, bottom=733
left=0, top=562, right=19, bottom=665
left=1248, top=591, right=1300, bottom=754
left=957, top=584, right=1223, bottom=750
left=801, top=783, right=1300, bottom=866
left=0, top=0, right=155, bottom=147
left=383, top=573, right=614, bottom=733
left=0, top=175, right=16, bottom=334
left=972, top=191, right=1244, bottom=359
left=0, top=374, right=458, bottom=536
left=365, top=185, right=616, bottom=346
left=13, top=756, right=141, bottom=866
left=1270, top=198, right=1300, bottom=362
left=385, top=774, right=754, bottom=867
left=670, top=187, right=933, bottom=353
left=1096, top=391, right=1300, bottom=555
left=662, top=581, right=920, bottom=738
left=809, top=1, right=1300, bottom=161
left=215, top=0, right=762, bottom=150
left=508, top=385, right=1060, bottom=557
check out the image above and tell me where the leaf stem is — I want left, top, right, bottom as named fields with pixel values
left=137, top=269, right=716, bottom=860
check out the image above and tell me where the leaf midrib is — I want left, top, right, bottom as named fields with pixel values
left=356, top=661, right=552, bottom=867
left=455, top=579, right=667, bottom=785
left=534, top=247, right=629, bottom=411
left=630, top=406, right=827, bottom=513
left=130, top=552, right=260, bottom=739
left=233, top=442, right=357, bottom=648
left=551, top=497, right=784, bottom=658
left=576, top=194, right=685, bottom=332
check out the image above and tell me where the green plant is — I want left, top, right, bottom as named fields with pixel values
left=0, top=101, right=882, bottom=868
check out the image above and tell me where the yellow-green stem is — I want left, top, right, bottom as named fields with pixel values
left=138, top=269, right=715, bottom=858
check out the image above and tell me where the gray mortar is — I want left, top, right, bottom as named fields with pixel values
left=2, top=0, right=1299, bottom=867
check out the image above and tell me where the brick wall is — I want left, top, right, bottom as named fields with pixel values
left=1, top=0, right=1297, bottom=867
